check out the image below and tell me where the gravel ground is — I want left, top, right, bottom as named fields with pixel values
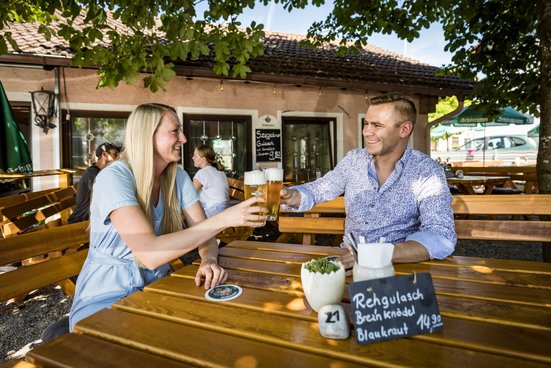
left=0, top=228, right=544, bottom=364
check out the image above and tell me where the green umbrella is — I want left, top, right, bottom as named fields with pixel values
left=431, top=124, right=466, bottom=140
left=0, top=81, right=33, bottom=173
left=447, top=106, right=533, bottom=127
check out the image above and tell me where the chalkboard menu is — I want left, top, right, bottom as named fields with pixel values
left=255, top=129, right=281, bottom=162
left=349, top=273, right=443, bottom=345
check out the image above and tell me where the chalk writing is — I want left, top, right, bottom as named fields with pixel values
left=349, top=273, right=443, bottom=344
left=255, top=129, right=281, bottom=162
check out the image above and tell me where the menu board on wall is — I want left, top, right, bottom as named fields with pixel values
left=255, top=129, right=281, bottom=162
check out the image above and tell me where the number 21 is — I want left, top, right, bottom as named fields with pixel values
left=325, top=310, right=340, bottom=323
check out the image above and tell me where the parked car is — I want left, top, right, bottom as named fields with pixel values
left=432, top=134, right=538, bottom=164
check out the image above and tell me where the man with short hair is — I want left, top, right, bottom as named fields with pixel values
left=281, top=93, right=456, bottom=266
left=68, top=142, right=121, bottom=224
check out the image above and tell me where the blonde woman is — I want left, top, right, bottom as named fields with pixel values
left=192, top=145, right=230, bottom=217
left=68, top=103, right=266, bottom=331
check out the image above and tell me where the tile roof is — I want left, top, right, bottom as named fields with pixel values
left=2, top=17, right=473, bottom=95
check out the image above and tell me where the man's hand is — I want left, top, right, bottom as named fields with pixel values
left=280, top=187, right=302, bottom=208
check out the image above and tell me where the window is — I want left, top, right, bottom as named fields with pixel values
left=282, top=117, right=336, bottom=183
left=182, top=115, right=252, bottom=178
left=510, top=136, right=527, bottom=147
left=62, top=110, right=129, bottom=181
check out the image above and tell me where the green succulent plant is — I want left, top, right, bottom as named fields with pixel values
left=304, top=258, right=340, bottom=274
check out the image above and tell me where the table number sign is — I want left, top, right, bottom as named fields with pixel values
left=348, top=272, right=443, bottom=344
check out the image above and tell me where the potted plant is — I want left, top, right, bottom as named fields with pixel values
left=300, top=258, right=345, bottom=312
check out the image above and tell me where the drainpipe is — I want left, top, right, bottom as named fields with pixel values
left=53, top=67, right=61, bottom=171
left=424, top=98, right=465, bottom=154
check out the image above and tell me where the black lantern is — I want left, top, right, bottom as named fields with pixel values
left=30, top=88, right=56, bottom=134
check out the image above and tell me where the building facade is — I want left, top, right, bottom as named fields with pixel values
left=1, top=21, right=472, bottom=189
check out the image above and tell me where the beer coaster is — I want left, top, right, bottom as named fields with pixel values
left=205, top=284, right=243, bottom=302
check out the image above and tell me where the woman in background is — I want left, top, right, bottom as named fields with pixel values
left=192, top=145, right=230, bottom=218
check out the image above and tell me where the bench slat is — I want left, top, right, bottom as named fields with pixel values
left=277, top=194, right=551, bottom=245
left=0, top=249, right=88, bottom=302
left=278, top=216, right=345, bottom=234
left=27, top=333, right=193, bottom=368
left=455, top=219, right=551, bottom=241
left=0, top=187, right=61, bottom=209
left=0, top=221, right=89, bottom=265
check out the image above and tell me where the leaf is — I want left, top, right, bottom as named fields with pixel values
left=231, top=64, right=251, bottom=79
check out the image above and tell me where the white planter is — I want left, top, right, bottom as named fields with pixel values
left=300, top=260, right=345, bottom=312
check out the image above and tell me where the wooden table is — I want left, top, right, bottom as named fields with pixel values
left=447, top=175, right=511, bottom=194
left=0, top=169, right=75, bottom=188
left=26, top=241, right=551, bottom=367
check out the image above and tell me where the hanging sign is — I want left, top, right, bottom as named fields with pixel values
left=349, top=272, right=443, bottom=345
left=255, top=129, right=281, bottom=162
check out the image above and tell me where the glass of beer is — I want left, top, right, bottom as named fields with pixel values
left=264, top=168, right=284, bottom=221
left=243, top=170, right=268, bottom=225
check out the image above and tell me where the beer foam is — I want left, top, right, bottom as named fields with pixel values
left=244, top=170, right=266, bottom=185
left=264, top=168, right=283, bottom=181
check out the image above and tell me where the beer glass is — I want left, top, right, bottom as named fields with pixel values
left=243, top=170, right=268, bottom=225
left=264, top=168, right=283, bottom=221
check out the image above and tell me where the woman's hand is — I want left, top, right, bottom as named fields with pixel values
left=195, top=258, right=228, bottom=289
left=216, top=196, right=268, bottom=228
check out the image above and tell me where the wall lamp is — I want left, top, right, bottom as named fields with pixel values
left=30, top=88, right=56, bottom=134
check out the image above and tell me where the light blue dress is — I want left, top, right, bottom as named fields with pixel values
left=69, top=161, right=198, bottom=331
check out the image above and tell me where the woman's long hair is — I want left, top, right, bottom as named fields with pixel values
left=122, top=103, right=183, bottom=235
left=196, top=145, right=224, bottom=171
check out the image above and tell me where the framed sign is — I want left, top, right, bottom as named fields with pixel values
left=255, top=129, right=281, bottom=162
left=349, top=272, right=443, bottom=345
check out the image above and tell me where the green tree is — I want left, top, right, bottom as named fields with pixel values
left=303, top=0, right=549, bottom=193
left=0, top=0, right=267, bottom=91
left=1, top=1, right=549, bottom=193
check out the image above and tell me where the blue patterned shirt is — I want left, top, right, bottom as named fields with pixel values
left=290, top=146, right=456, bottom=259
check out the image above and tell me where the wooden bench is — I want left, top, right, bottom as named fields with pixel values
left=451, top=166, right=537, bottom=193
left=0, top=187, right=62, bottom=210
left=228, top=177, right=245, bottom=202
left=0, top=186, right=77, bottom=237
left=278, top=195, right=551, bottom=260
left=0, top=221, right=89, bottom=302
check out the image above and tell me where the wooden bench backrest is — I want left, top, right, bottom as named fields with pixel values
left=0, top=187, right=61, bottom=209
left=278, top=194, right=551, bottom=244
left=0, top=220, right=89, bottom=301
left=453, top=166, right=537, bottom=193
left=228, top=178, right=245, bottom=201
left=0, top=186, right=77, bottom=236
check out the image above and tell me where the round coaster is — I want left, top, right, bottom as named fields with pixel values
left=205, top=284, right=243, bottom=302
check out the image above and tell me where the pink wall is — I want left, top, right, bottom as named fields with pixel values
left=1, top=66, right=432, bottom=177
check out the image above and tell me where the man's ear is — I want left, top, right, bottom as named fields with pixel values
left=400, top=121, right=414, bottom=137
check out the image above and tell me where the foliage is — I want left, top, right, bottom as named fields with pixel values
left=304, top=258, right=341, bottom=274
left=2, top=1, right=550, bottom=190
left=429, top=96, right=474, bottom=123
left=0, top=1, right=541, bottom=111
left=305, top=0, right=540, bottom=117
left=1, top=0, right=269, bottom=92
